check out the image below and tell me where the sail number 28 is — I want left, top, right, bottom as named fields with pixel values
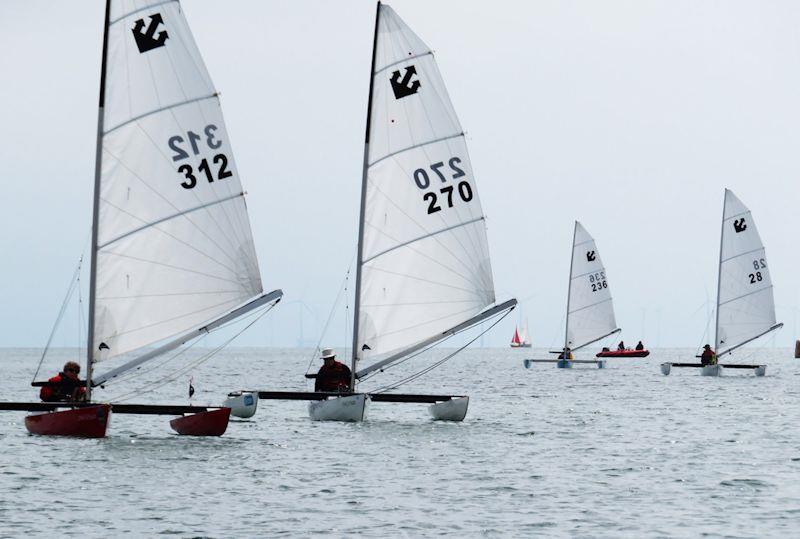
left=749, top=258, right=767, bottom=284
left=168, top=124, right=232, bottom=189
left=413, top=157, right=474, bottom=214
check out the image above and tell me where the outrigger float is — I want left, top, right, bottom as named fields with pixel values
left=524, top=222, right=620, bottom=370
left=661, top=190, right=781, bottom=377
left=1, top=0, right=283, bottom=438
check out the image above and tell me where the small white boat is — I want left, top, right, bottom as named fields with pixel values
left=223, top=392, right=258, bottom=419
left=661, top=190, right=780, bottom=377
left=428, top=397, right=469, bottom=421
left=524, top=222, right=620, bottom=370
left=308, top=394, right=369, bottom=422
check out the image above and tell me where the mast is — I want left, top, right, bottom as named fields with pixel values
left=350, top=1, right=381, bottom=389
left=563, top=221, right=578, bottom=357
left=713, top=190, right=727, bottom=353
left=85, top=0, right=111, bottom=401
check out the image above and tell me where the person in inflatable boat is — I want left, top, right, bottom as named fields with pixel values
left=700, top=344, right=717, bottom=366
left=635, top=341, right=645, bottom=351
left=39, top=361, right=87, bottom=402
left=306, top=348, right=352, bottom=392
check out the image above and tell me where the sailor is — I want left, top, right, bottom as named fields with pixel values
left=557, top=347, right=573, bottom=360
left=700, top=344, right=716, bottom=366
left=617, top=341, right=626, bottom=351
left=635, top=341, right=645, bottom=351
left=39, top=361, right=86, bottom=402
left=306, top=348, right=352, bottom=392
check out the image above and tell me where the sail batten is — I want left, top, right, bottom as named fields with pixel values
left=354, top=4, right=500, bottom=371
left=92, top=1, right=264, bottom=363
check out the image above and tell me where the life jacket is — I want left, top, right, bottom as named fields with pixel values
left=40, top=373, right=85, bottom=402
left=315, top=361, right=352, bottom=392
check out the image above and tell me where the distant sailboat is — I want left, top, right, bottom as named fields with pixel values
left=510, top=321, right=532, bottom=348
left=10, top=0, right=282, bottom=437
left=661, top=190, right=781, bottom=376
left=524, top=222, right=620, bottom=369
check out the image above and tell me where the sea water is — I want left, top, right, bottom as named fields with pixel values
left=0, top=347, right=798, bottom=537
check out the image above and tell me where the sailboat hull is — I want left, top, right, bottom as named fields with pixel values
left=701, top=365, right=722, bottom=377
left=24, top=404, right=111, bottom=438
left=428, top=397, right=469, bottom=421
left=169, top=408, right=231, bottom=436
left=308, top=394, right=368, bottom=422
left=223, top=391, right=258, bottom=419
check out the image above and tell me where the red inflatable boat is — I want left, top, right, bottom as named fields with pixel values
left=595, top=349, right=650, bottom=358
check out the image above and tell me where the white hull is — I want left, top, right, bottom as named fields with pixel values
left=428, top=397, right=469, bottom=422
left=223, top=391, right=258, bottom=419
left=308, top=394, right=368, bottom=422
left=701, top=365, right=722, bottom=377
left=660, top=363, right=671, bottom=375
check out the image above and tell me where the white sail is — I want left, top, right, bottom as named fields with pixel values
left=566, top=222, right=618, bottom=350
left=519, top=320, right=530, bottom=344
left=715, top=190, right=777, bottom=353
left=93, top=0, right=263, bottom=363
left=356, top=4, right=496, bottom=368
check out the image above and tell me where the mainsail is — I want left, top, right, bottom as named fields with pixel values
left=88, top=1, right=279, bottom=386
left=511, top=328, right=522, bottom=346
left=565, top=222, right=619, bottom=350
left=715, top=189, right=780, bottom=354
left=353, top=4, right=510, bottom=378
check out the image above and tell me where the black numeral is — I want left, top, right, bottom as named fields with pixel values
left=169, top=136, right=189, bottom=161
left=414, top=169, right=430, bottom=189
left=178, top=164, right=196, bottom=189
left=449, top=157, right=465, bottom=178
left=424, top=192, right=441, bottom=214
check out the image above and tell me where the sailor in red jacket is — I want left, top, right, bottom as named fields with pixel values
left=305, top=348, right=352, bottom=392
left=40, top=361, right=87, bottom=402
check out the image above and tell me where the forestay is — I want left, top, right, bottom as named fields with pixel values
left=93, top=1, right=264, bottom=368
left=715, top=190, right=777, bottom=353
left=355, top=5, right=496, bottom=372
left=566, top=222, right=618, bottom=350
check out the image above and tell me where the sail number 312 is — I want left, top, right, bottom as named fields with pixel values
left=168, top=124, right=232, bottom=189
left=412, top=157, right=474, bottom=214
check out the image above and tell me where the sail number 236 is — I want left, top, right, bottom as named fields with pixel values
left=412, top=157, right=474, bottom=214
left=168, top=124, right=232, bottom=189
left=589, top=272, right=607, bottom=292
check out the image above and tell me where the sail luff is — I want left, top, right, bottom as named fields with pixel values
left=563, top=221, right=578, bottom=353
left=714, top=189, right=727, bottom=352
left=351, top=1, right=382, bottom=388
left=86, top=0, right=112, bottom=402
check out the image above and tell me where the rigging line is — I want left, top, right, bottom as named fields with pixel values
left=101, top=249, right=246, bottom=286
left=33, top=257, right=83, bottom=383
left=99, top=289, right=242, bottom=300
left=130, top=122, right=251, bottom=268
left=100, top=145, right=243, bottom=269
left=362, top=217, right=484, bottom=265
left=373, top=51, right=434, bottom=77
left=98, top=295, right=242, bottom=340
left=369, top=132, right=463, bottom=168
left=366, top=265, right=490, bottom=297
left=109, top=0, right=178, bottom=25
left=97, top=196, right=241, bottom=276
left=98, top=192, right=244, bottom=249
left=112, top=304, right=274, bottom=402
left=104, top=94, right=217, bottom=135
left=368, top=305, right=512, bottom=391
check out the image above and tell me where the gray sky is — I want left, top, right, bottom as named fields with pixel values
left=1, top=0, right=799, bottom=350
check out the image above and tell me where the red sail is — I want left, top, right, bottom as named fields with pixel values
left=511, top=327, right=521, bottom=345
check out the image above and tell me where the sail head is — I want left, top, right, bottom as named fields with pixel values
left=716, top=190, right=777, bottom=352
left=93, top=0, right=263, bottom=363
left=566, top=222, right=617, bottom=349
left=356, top=5, right=496, bottom=369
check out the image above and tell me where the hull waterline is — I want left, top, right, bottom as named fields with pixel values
left=24, top=404, right=111, bottom=438
left=169, top=407, right=231, bottom=436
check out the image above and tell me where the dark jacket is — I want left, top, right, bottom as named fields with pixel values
left=314, top=361, right=352, bottom=392
left=39, top=373, right=85, bottom=402
left=635, top=342, right=644, bottom=351
left=700, top=349, right=716, bottom=366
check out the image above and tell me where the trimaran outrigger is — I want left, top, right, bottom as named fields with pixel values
left=661, top=189, right=781, bottom=376
left=0, top=0, right=282, bottom=437
left=524, top=221, right=620, bottom=370
left=245, top=2, right=516, bottom=422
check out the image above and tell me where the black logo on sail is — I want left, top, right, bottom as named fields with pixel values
left=733, top=218, right=747, bottom=233
left=586, top=250, right=596, bottom=262
left=132, top=14, right=169, bottom=53
left=390, top=65, right=421, bottom=99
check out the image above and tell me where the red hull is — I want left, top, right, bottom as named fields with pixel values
left=596, top=349, right=650, bottom=358
left=169, top=407, right=230, bottom=436
left=24, top=404, right=111, bottom=438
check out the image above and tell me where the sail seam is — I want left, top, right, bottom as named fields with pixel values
left=109, top=0, right=179, bottom=25
left=572, top=268, right=607, bottom=280
left=720, top=247, right=764, bottom=264
left=373, top=51, right=434, bottom=76
left=723, top=209, right=750, bottom=222
left=362, top=217, right=484, bottom=264
left=568, top=297, right=613, bottom=315
left=98, top=192, right=244, bottom=249
left=717, top=285, right=773, bottom=307
left=573, top=239, right=595, bottom=248
left=104, top=93, right=217, bottom=135
left=369, top=132, right=463, bottom=167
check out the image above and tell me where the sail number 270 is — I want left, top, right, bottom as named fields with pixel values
left=413, top=157, right=474, bottom=214
left=749, top=258, right=767, bottom=284
left=168, top=124, right=232, bottom=189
